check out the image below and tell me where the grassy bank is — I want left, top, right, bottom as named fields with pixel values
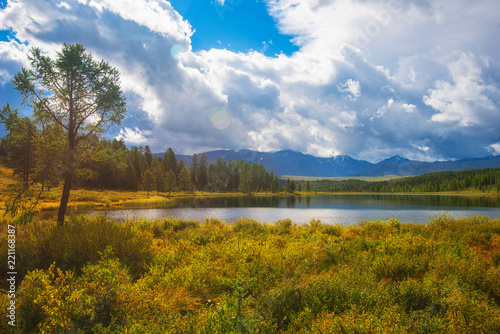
left=1, top=214, right=500, bottom=333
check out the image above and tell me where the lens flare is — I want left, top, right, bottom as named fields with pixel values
left=170, top=44, right=186, bottom=60
left=209, top=107, right=230, bottom=129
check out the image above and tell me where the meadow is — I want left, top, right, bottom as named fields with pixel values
left=1, top=214, right=500, bottom=333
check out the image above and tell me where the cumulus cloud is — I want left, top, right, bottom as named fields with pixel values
left=0, top=40, right=29, bottom=83
left=1, top=0, right=499, bottom=161
left=75, top=0, right=192, bottom=42
left=337, top=79, right=361, bottom=100
left=424, top=52, right=499, bottom=127
left=57, top=2, right=72, bottom=10
left=490, top=143, right=500, bottom=155
left=116, top=127, right=152, bottom=145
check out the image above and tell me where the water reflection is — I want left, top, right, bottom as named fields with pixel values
left=171, top=194, right=500, bottom=210
left=87, top=194, right=500, bottom=225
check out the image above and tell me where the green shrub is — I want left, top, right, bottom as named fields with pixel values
left=3, top=215, right=500, bottom=333
left=12, top=215, right=154, bottom=282
left=234, top=218, right=265, bottom=236
left=274, top=219, right=294, bottom=235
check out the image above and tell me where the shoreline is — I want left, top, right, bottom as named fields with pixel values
left=33, top=189, right=500, bottom=217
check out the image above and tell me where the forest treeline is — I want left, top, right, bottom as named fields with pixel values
left=2, top=101, right=499, bottom=195
left=0, top=122, right=281, bottom=194
left=301, top=168, right=500, bottom=193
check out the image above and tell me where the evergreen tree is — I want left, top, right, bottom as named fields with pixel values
left=163, top=148, right=177, bottom=174
left=144, top=169, right=155, bottom=197
left=273, top=176, right=281, bottom=193
left=191, top=153, right=199, bottom=189
left=178, top=166, right=192, bottom=192
left=153, top=158, right=165, bottom=194
left=209, top=158, right=230, bottom=192
left=0, top=104, right=37, bottom=185
left=286, top=179, right=296, bottom=193
left=130, top=146, right=147, bottom=186
left=12, top=43, right=127, bottom=225
left=165, top=169, right=177, bottom=195
left=144, top=145, right=153, bottom=168
left=239, top=162, right=252, bottom=193
left=198, top=152, right=209, bottom=190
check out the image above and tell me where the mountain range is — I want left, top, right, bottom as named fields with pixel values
left=171, top=149, right=500, bottom=177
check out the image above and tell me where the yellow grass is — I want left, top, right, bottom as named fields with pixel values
left=0, top=166, right=17, bottom=217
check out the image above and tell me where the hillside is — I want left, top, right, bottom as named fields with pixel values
left=171, top=149, right=500, bottom=177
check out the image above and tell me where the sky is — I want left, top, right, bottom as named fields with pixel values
left=0, top=0, right=500, bottom=162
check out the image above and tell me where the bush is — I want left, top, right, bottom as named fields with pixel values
left=234, top=218, right=265, bottom=236
left=274, top=219, right=294, bottom=235
left=3, top=215, right=500, bottom=333
left=11, top=215, right=154, bottom=283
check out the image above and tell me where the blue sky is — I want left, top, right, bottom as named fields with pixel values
left=1, top=0, right=500, bottom=162
left=169, top=0, right=298, bottom=56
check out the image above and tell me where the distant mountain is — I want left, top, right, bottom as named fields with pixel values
left=379, top=155, right=410, bottom=164
left=164, top=150, right=500, bottom=177
left=174, top=149, right=373, bottom=177
left=361, top=155, right=500, bottom=177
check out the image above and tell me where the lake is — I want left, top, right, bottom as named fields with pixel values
left=88, top=194, right=500, bottom=225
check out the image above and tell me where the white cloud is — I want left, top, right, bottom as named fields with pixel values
left=490, top=143, right=500, bottom=155
left=116, top=127, right=151, bottom=145
left=424, top=52, right=498, bottom=127
left=402, top=104, right=416, bottom=113
left=57, top=2, right=72, bottom=10
left=76, top=0, right=193, bottom=43
left=1, top=0, right=500, bottom=161
left=0, top=41, right=30, bottom=87
left=337, top=79, right=361, bottom=100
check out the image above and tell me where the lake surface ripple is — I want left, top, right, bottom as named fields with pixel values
left=88, top=194, right=500, bottom=225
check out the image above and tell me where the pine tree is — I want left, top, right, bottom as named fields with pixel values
left=144, top=169, right=155, bottom=197
left=191, top=154, right=199, bottom=189
left=198, top=152, right=209, bottom=190
left=178, top=166, right=192, bottom=192
left=165, top=170, right=177, bottom=195
left=12, top=43, right=127, bottom=225
left=163, top=147, right=178, bottom=174
left=239, top=162, right=252, bottom=194
left=153, top=159, right=165, bottom=194
left=144, top=145, right=153, bottom=168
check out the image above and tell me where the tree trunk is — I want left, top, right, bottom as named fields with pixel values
left=57, top=170, right=73, bottom=226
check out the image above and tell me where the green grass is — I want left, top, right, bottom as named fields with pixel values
left=1, top=214, right=500, bottom=333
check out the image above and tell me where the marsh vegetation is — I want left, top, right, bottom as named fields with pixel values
left=1, top=215, right=500, bottom=333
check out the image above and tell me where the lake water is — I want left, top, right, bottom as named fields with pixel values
left=88, top=194, right=500, bottom=225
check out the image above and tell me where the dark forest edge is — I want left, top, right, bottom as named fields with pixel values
left=296, top=167, right=500, bottom=194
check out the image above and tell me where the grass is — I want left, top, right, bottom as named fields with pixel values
left=1, top=214, right=500, bottom=333
left=0, top=166, right=17, bottom=217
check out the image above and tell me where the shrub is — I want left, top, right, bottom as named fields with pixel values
left=17, top=264, right=94, bottom=333
left=13, top=215, right=154, bottom=282
left=234, top=218, right=265, bottom=236
left=274, top=219, right=294, bottom=235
